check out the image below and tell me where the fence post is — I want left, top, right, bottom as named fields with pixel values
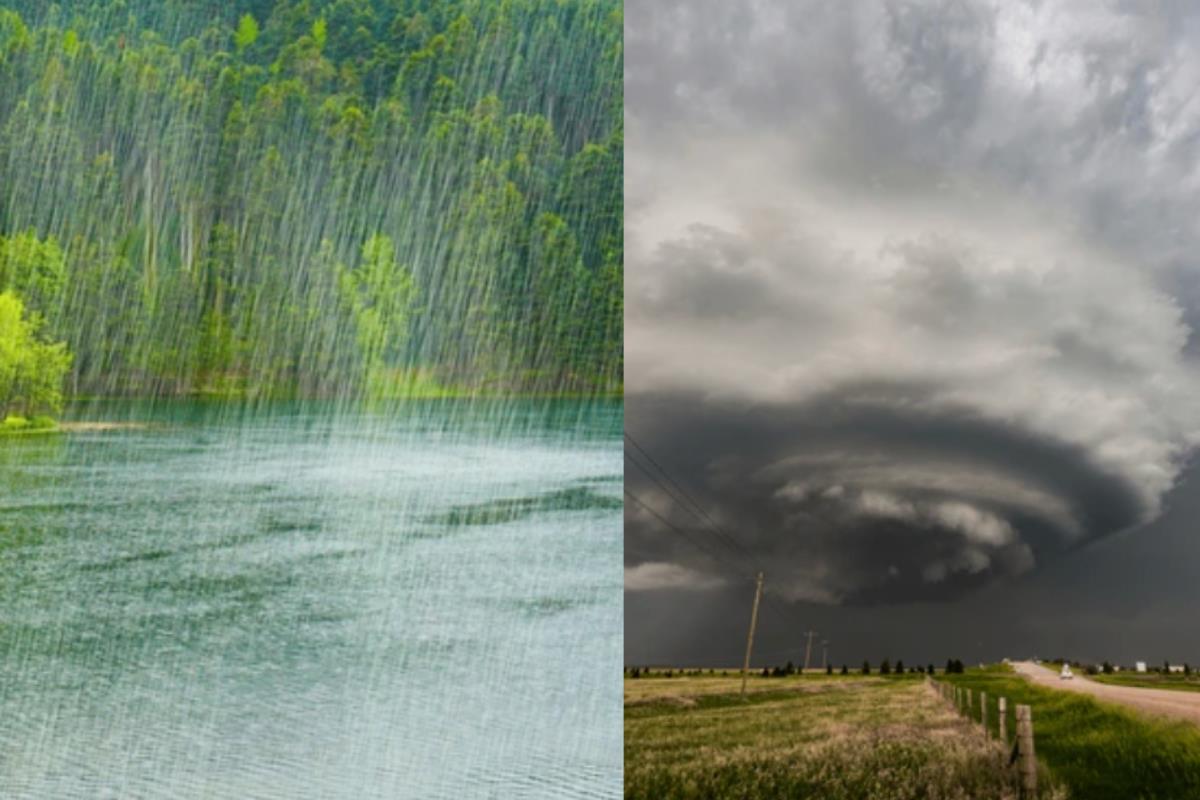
left=1016, top=704, right=1037, bottom=799
left=998, top=697, right=1007, bottom=743
left=981, top=691, right=987, bottom=734
left=967, top=688, right=973, bottom=718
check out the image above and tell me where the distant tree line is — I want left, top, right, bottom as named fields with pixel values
left=626, top=658, right=1200, bottom=682
left=625, top=667, right=727, bottom=679
left=1062, top=659, right=1195, bottom=676
left=0, top=0, right=622, bottom=399
left=626, top=661, right=959, bottom=678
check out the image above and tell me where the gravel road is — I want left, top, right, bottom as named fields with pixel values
left=1012, top=661, right=1200, bottom=725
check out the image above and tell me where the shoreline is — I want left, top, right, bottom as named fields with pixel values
left=57, top=422, right=153, bottom=433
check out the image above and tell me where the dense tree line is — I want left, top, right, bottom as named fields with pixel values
left=623, top=662, right=949, bottom=680
left=0, top=0, right=621, bottom=399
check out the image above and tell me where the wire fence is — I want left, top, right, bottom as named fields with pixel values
left=929, top=677, right=1038, bottom=798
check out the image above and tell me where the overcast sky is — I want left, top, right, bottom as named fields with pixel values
left=625, top=0, right=1200, bottom=667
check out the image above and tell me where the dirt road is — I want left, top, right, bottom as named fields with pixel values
left=1012, top=661, right=1200, bottom=725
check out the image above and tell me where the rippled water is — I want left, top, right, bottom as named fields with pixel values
left=0, top=400, right=622, bottom=799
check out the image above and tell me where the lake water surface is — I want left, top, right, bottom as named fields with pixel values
left=0, top=400, right=621, bottom=798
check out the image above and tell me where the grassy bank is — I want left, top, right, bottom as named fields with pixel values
left=626, top=673, right=1040, bottom=800
left=0, top=414, right=57, bottom=435
left=1090, top=673, right=1200, bottom=693
left=943, top=665, right=1200, bottom=799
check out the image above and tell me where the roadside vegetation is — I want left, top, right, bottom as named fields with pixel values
left=1090, top=673, right=1200, bottom=693
left=1046, top=659, right=1200, bottom=693
left=943, top=664, right=1200, bottom=800
left=625, top=672, right=1044, bottom=800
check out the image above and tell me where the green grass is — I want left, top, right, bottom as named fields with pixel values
left=626, top=673, right=1046, bottom=800
left=942, top=665, right=1200, bottom=799
left=1090, top=673, right=1200, bottom=693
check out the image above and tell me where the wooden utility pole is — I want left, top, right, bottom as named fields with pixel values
left=740, top=572, right=764, bottom=697
left=802, top=629, right=818, bottom=673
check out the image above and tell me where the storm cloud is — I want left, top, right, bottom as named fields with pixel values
left=626, top=0, right=1200, bottom=609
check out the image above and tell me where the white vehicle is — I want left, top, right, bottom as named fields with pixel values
left=1060, top=664, right=1074, bottom=680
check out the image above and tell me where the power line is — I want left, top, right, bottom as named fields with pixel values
left=623, top=451, right=757, bottom=569
left=624, top=453, right=760, bottom=579
left=626, top=482, right=796, bottom=637
left=622, top=488, right=755, bottom=582
left=624, top=432, right=756, bottom=560
left=623, top=433, right=812, bottom=658
left=623, top=431, right=761, bottom=573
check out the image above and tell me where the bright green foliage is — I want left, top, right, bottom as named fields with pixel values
left=234, top=14, right=258, bottom=52
left=0, top=291, right=70, bottom=415
left=0, top=0, right=622, bottom=398
left=0, top=231, right=65, bottom=313
left=0, top=10, right=28, bottom=51
left=337, top=235, right=416, bottom=396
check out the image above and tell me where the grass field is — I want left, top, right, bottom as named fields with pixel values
left=625, top=673, right=1055, bottom=800
left=942, top=665, right=1200, bottom=799
left=1090, top=673, right=1200, bottom=693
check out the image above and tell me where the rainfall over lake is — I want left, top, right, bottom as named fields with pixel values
left=1, top=400, right=621, bottom=798
left=0, top=0, right=622, bottom=797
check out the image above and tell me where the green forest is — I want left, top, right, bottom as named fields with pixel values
left=0, top=0, right=622, bottom=409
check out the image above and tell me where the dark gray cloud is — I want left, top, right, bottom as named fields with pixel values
left=626, top=0, right=1200, bottom=654
left=627, top=458, right=1200, bottom=667
left=627, top=389, right=1146, bottom=604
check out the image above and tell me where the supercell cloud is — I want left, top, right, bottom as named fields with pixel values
left=625, top=0, right=1200, bottom=604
